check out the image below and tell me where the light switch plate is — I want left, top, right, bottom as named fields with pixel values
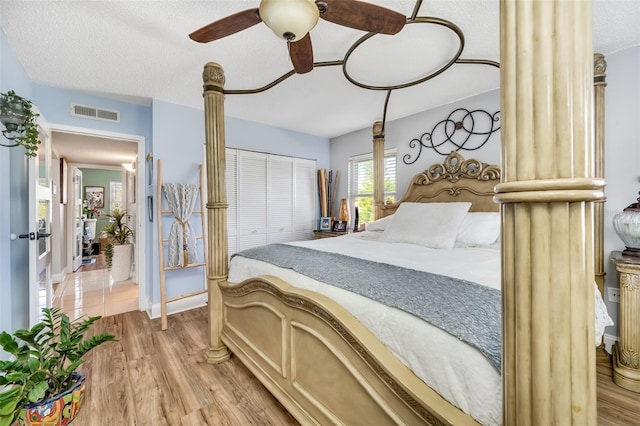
left=607, top=287, right=620, bottom=303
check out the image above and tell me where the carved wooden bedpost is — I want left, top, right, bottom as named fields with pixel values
left=594, top=53, right=607, bottom=295
left=203, top=62, right=231, bottom=363
left=593, top=54, right=610, bottom=364
left=372, top=121, right=385, bottom=220
left=497, top=1, right=603, bottom=424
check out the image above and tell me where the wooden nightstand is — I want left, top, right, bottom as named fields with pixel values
left=313, top=230, right=348, bottom=239
left=610, top=251, right=640, bottom=393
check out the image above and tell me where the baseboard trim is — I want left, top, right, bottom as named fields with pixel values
left=603, top=333, right=618, bottom=354
left=52, top=267, right=67, bottom=284
left=146, top=292, right=207, bottom=320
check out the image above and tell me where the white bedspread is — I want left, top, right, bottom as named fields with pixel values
left=227, top=232, right=613, bottom=426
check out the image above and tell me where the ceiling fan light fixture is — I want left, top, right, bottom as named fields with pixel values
left=259, top=0, right=319, bottom=42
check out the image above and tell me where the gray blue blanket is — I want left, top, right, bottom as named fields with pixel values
left=232, top=243, right=501, bottom=372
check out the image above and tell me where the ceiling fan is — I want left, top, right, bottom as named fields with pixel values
left=189, top=0, right=406, bottom=74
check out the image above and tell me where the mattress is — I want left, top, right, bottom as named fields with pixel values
left=227, top=231, right=612, bottom=426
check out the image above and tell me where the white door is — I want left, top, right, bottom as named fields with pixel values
left=27, top=127, right=53, bottom=326
left=268, top=154, right=294, bottom=243
left=238, top=151, right=267, bottom=251
left=72, top=167, right=84, bottom=271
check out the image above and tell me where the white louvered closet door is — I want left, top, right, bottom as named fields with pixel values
left=268, top=155, right=294, bottom=243
left=225, top=148, right=238, bottom=256
left=294, top=158, right=317, bottom=241
left=238, top=150, right=268, bottom=251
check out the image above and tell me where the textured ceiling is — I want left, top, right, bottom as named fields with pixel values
left=1, top=0, right=639, bottom=146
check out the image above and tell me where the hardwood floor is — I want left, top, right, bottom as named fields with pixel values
left=597, top=361, right=640, bottom=425
left=78, top=307, right=639, bottom=425
left=77, top=306, right=298, bottom=426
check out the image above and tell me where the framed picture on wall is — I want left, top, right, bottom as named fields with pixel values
left=84, top=186, right=104, bottom=208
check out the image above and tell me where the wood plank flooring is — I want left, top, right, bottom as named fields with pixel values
left=76, top=307, right=298, bottom=425
left=78, top=307, right=639, bottom=425
left=597, top=361, right=640, bottom=425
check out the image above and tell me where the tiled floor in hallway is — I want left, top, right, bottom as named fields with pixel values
left=53, top=257, right=138, bottom=321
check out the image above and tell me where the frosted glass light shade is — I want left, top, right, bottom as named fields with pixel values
left=259, top=0, right=319, bottom=41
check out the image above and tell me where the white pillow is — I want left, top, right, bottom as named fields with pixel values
left=456, top=212, right=501, bottom=246
left=365, top=214, right=394, bottom=231
left=379, top=202, right=472, bottom=249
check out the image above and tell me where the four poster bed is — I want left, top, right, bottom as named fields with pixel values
left=224, top=152, right=504, bottom=425
left=200, top=3, right=608, bottom=425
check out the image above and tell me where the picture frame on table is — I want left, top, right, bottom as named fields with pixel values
left=332, top=220, right=347, bottom=232
left=319, top=217, right=332, bottom=231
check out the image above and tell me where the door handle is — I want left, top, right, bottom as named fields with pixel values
left=17, top=232, right=50, bottom=240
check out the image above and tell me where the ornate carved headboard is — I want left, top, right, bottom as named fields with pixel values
left=380, top=151, right=500, bottom=217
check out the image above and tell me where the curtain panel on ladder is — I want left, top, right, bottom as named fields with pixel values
left=162, top=183, right=200, bottom=267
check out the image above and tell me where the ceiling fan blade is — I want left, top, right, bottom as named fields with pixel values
left=189, top=8, right=261, bottom=43
left=319, top=0, right=406, bottom=35
left=288, top=33, right=314, bottom=74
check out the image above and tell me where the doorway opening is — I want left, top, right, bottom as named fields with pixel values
left=47, top=125, right=146, bottom=320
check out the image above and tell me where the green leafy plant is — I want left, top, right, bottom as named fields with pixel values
left=0, top=90, right=40, bottom=157
left=82, top=206, right=101, bottom=218
left=0, top=308, right=116, bottom=426
left=104, top=243, right=114, bottom=270
left=103, top=208, right=133, bottom=270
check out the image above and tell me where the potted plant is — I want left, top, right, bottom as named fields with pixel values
left=82, top=205, right=101, bottom=240
left=82, top=206, right=101, bottom=219
left=103, top=208, right=134, bottom=281
left=0, top=307, right=115, bottom=426
left=0, top=90, right=40, bottom=157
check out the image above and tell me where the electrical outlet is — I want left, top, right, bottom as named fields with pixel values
left=607, top=287, right=620, bottom=303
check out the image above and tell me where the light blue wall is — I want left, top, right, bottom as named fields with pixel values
left=32, top=83, right=153, bottom=312
left=1, top=30, right=330, bottom=332
left=150, top=99, right=207, bottom=305
left=150, top=100, right=330, bottom=305
left=33, top=85, right=151, bottom=138
left=226, top=115, right=330, bottom=169
left=0, top=29, right=34, bottom=339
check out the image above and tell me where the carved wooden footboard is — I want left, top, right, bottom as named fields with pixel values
left=219, top=276, right=479, bottom=426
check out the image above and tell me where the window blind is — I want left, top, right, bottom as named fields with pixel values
left=348, top=150, right=396, bottom=224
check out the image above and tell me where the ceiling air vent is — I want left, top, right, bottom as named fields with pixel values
left=71, top=104, right=120, bottom=123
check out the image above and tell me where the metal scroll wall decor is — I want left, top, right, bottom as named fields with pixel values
left=403, top=108, right=500, bottom=164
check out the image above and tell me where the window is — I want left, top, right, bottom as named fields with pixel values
left=348, top=150, right=396, bottom=225
left=110, top=181, right=123, bottom=211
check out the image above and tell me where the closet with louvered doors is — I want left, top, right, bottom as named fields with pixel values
left=225, top=148, right=317, bottom=256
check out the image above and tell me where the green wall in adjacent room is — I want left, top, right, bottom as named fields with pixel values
left=80, top=168, right=123, bottom=237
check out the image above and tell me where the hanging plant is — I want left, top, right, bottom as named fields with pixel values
left=0, top=90, right=41, bottom=157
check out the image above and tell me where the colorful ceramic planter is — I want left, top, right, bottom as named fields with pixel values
left=16, top=372, right=85, bottom=426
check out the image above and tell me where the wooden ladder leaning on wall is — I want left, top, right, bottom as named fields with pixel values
left=156, top=160, right=209, bottom=330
